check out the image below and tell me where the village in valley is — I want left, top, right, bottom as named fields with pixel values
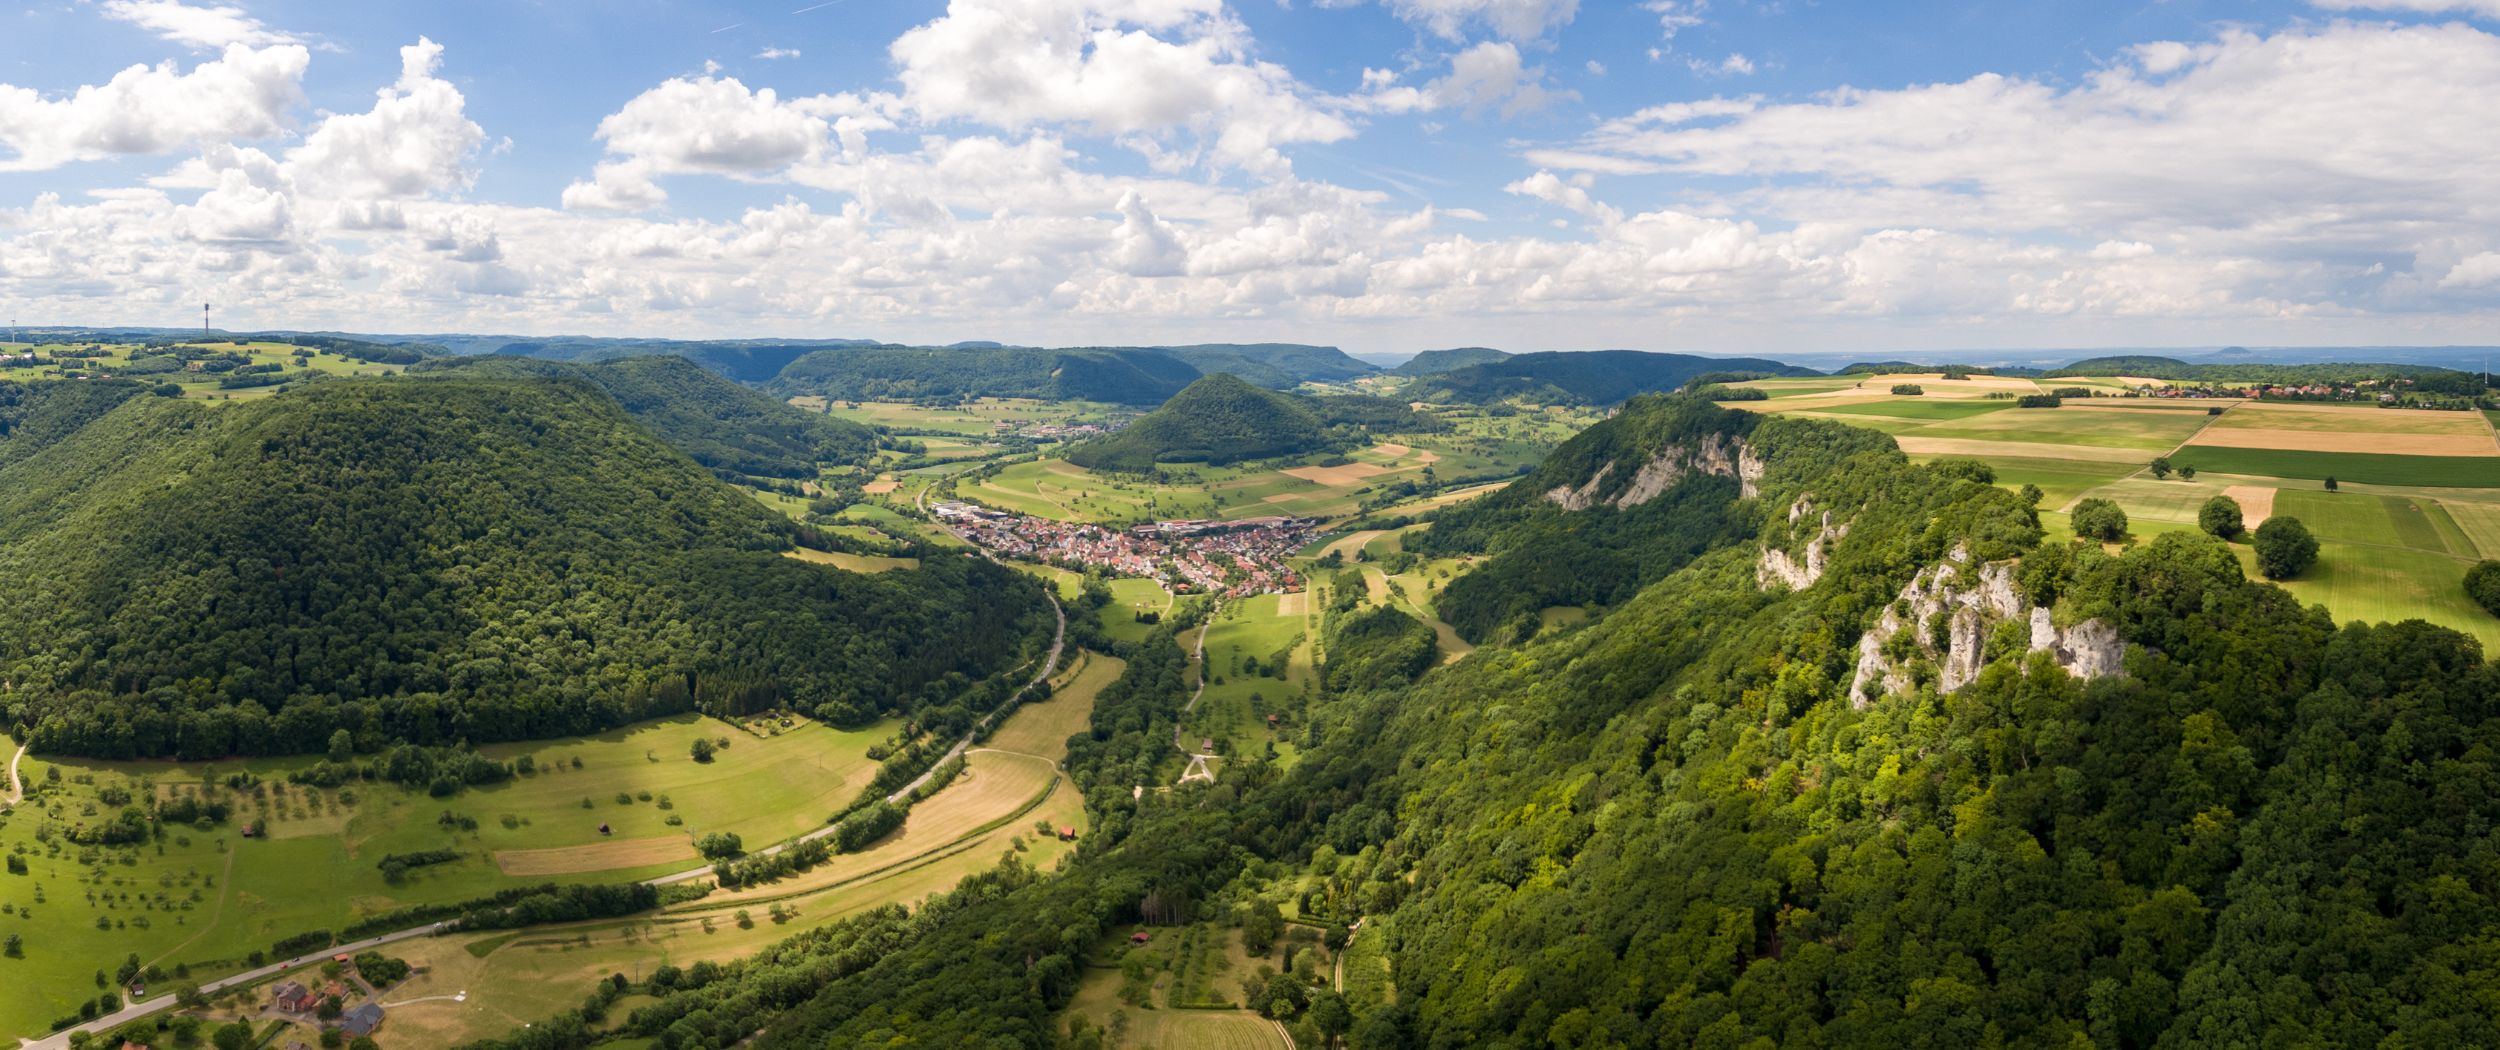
left=931, top=501, right=1318, bottom=598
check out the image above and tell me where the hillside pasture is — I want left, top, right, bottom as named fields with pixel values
left=374, top=654, right=1118, bottom=1045
left=0, top=713, right=888, bottom=1040
left=782, top=546, right=920, bottom=573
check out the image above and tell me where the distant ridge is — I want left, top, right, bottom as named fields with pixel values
left=767, top=345, right=1200, bottom=404
left=1393, top=347, right=1511, bottom=376
left=1414, top=349, right=1819, bottom=405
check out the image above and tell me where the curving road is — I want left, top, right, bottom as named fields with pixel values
left=27, top=589, right=1067, bottom=1050
left=3, top=742, right=24, bottom=809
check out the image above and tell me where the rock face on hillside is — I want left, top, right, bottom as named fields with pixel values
left=1758, top=496, right=1850, bottom=591
left=1845, top=544, right=2124, bottom=707
left=1544, top=432, right=1764, bottom=510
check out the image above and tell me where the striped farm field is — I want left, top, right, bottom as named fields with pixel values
left=2168, top=447, right=2500, bottom=488
left=1809, top=398, right=2015, bottom=421
left=1909, top=406, right=2213, bottom=450
left=2445, top=500, right=2500, bottom=558
left=2188, top=402, right=2500, bottom=456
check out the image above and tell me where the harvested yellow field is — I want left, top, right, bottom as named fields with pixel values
left=1893, top=436, right=2151, bottom=463
left=1275, top=590, right=1309, bottom=616
left=494, top=834, right=696, bottom=876
left=1282, top=461, right=1392, bottom=485
left=2209, top=402, right=2494, bottom=435
left=2222, top=485, right=2276, bottom=528
left=1371, top=443, right=1411, bottom=456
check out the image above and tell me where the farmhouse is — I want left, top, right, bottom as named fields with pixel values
left=271, top=981, right=315, bottom=1012
left=340, top=1002, right=384, bottom=1038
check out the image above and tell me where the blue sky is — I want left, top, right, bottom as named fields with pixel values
left=2, top=0, right=2497, bottom=353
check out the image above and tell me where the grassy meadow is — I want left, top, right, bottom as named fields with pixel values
left=361, top=653, right=1119, bottom=1046
left=0, top=715, right=889, bottom=1037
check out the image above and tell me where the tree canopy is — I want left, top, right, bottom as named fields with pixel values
left=0, top=376, right=1048, bottom=758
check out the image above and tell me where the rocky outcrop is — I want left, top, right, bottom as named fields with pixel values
left=1543, top=433, right=1764, bottom=510
left=2029, top=608, right=2125, bottom=679
left=1847, top=544, right=2123, bottom=708
left=1757, top=497, right=1849, bottom=591
left=1545, top=461, right=1617, bottom=511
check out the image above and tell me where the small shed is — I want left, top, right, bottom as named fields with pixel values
left=1129, top=931, right=1151, bottom=945
left=1056, top=826, right=1077, bottom=841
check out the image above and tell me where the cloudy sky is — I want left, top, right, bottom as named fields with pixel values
left=2, top=0, right=2497, bottom=354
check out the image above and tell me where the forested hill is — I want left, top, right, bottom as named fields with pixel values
left=505, top=392, right=2500, bottom=1049
left=417, top=354, right=875, bottom=478
left=1414, top=348, right=1817, bottom=404
left=2045, top=354, right=2485, bottom=388
left=1390, top=345, right=1509, bottom=376
left=0, top=377, right=151, bottom=462
left=0, top=377, right=1050, bottom=759
left=766, top=345, right=1199, bottom=404
left=1147, top=343, right=1378, bottom=386
left=490, top=338, right=877, bottom=383
left=1063, top=373, right=1430, bottom=472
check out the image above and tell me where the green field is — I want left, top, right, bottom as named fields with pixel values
left=2, top=340, right=410, bottom=403
left=1186, top=594, right=1314, bottom=767
left=0, top=714, right=890, bottom=1037
left=1917, top=455, right=2141, bottom=510
left=2168, top=446, right=2500, bottom=487
left=2037, top=482, right=2499, bottom=648
left=145, top=653, right=1118, bottom=1048
left=955, top=406, right=1585, bottom=526
left=1064, top=923, right=1293, bottom=1050
left=804, top=397, right=1133, bottom=437
left=1908, top=407, right=2213, bottom=451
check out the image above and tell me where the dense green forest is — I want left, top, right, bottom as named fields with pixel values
left=1391, top=346, right=1511, bottom=376
left=0, top=377, right=151, bottom=461
left=767, top=346, right=1201, bottom=404
left=491, top=338, right=877, bottom=383
left=1413, top=349, right=1818, bottom=405
left=475, top=390, right=2500, bottom=1050
left=1065, top=373, right=1434, bottom=472
left=418, top=354, right=876, bottom=478
left=1407, top=396, right=1883, bottom=641
left=0, top=376, right=1048, bottom=758
left=1148, top=343, right=1379, bottom=386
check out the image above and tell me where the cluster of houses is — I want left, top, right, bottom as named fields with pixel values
left=934, top=502, right=1315, bottom=597
left=991, top=419, right=1122, bottom=440
left=267, top=955, right=387, bottom=1039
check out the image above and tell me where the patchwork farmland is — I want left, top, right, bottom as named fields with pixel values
left=1730, top=375, right=2500, bottom=645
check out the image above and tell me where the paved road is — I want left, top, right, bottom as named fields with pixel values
left=24, top=924, right=446, bottom=1050
left=27, top=589, right=1069, bottom=1048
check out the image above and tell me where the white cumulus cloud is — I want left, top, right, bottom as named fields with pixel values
left=0, top=43, right=307, bottom=171
left=101, top=0, right=299, bottom=49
